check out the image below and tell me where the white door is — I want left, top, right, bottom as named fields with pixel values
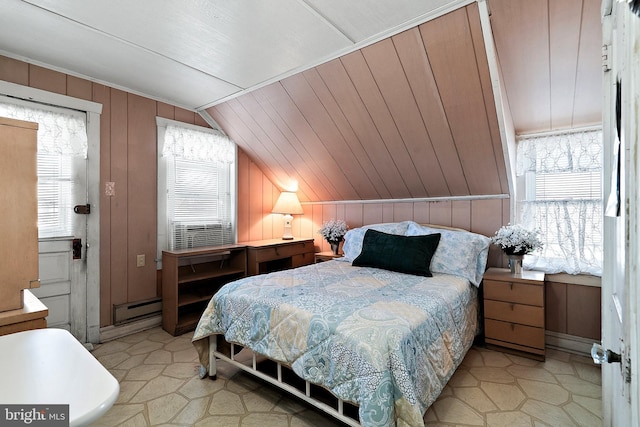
left=35, top=153, right=89, bottom=343
left=599, top=2, right=638, bottom=425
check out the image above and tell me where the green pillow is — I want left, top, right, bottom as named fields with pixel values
left=353, top=229, right=441, bottom=276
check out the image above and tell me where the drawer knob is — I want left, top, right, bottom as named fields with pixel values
left=510, top=323, right=515, bottom=331
left=510, top=303, right=514, bottom=311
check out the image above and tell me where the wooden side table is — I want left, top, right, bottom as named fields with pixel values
left=483, top=267, right=546, bottom=360
left=315, top=251, right=343, bottom=263
left=245, top=238, right=315, bottom=276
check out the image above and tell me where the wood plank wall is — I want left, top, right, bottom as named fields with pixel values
left=239, top=160, right=511, bottom=269
left=0, top=55, right=208, bottom=327
left=1, top=55, right=600, bottom=343
left=0, top=52, right=512, bottom=329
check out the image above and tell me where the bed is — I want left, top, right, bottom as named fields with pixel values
left=192, top=221, right=490, bottom=427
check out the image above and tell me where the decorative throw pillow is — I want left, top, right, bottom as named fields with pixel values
left=404, top=222, right=490, bottom=286
left=352, top=229, right=441, bottom=277
left=342, top=221, right=413, bottom=262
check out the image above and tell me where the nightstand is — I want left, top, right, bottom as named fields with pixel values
left=315, top=251, right=343, bottom=263
left=245, top=238, right=315, bottom=276
left=483, top=267, right=546, bottom=360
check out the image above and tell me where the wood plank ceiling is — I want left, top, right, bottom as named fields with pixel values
left=208, top=3, right=509, bottom=202
left=489, top=0, right=602, bottom=133
left=209, top=0, right=602, bottom=202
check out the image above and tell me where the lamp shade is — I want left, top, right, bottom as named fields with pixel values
left=272, top=191, right=304, bottom=215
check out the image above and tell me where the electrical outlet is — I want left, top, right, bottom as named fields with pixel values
left=136, top=254, right=145, bottom=267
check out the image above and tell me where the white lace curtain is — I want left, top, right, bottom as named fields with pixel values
left=517, top=129, right=603, bottom=276
left=163, top=124, right=234, bottom=163
left=0, top=102, right=88, bottom=158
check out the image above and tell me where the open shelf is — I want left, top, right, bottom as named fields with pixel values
left=162, top=245, right=247, bottom=336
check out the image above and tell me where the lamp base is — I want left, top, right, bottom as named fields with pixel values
left=281, top=214, right=294, bottom=240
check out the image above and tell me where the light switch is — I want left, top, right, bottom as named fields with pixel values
left=136, top=254, right=145, bottom=267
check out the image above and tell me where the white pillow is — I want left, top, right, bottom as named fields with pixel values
left=405, top=222, right=490, bottom=286
left=342, top=221, right=413, bottom=262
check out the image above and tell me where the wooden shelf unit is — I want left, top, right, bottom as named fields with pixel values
left=483, top=267, right=546, bottom=360
left=162, top=244, right=247, bottom=336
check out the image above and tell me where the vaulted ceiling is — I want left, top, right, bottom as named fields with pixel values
left=0, top=0, right=602, bottom=202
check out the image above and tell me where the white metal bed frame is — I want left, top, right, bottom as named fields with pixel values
left=207, top=334, right=361, bottom=426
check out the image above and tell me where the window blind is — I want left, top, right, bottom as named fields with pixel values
left=535, top=171, right=601, bottom=200
left=168, top=158, right=233, bottom=249
left=37, top=153, right=74, bottom=237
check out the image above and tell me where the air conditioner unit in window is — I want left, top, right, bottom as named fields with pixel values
left=172, top=221, right=226, bottom=249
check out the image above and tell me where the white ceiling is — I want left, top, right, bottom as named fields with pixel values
left=0, top=0, right=470, bottom=110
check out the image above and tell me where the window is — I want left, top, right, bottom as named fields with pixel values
left=516, top=128, right=603, bottom=276
left=0, top=99, right=88, bottom=238
left=157, top=118, right=236, bottom=257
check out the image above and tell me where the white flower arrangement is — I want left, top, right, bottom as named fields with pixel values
left=318, top=219, right=348, bottom=242
left=491, top=224, right=543, bottom=255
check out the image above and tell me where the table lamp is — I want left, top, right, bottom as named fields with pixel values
left=272, top=191, right=304, bottom=240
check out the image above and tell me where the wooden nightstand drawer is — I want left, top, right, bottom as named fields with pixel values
left=483, top=300, right=544, bottom=327
left=484, top=279, right=543, bottom=306
left=292, top=252, right=314, bottom=268
left=315, top=251, right=342, bottom=263
left=485, top=319, right=545, bottom=349
left=253, top=240, right=314, bottom=262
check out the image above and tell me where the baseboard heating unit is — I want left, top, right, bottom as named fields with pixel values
left=113, top=297, right=162, bottom=325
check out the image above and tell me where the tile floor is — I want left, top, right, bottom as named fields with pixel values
left=91, top=327, right=602, bottom=426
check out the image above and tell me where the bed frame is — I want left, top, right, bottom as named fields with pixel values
left=207, top=334, right=361, bottom=426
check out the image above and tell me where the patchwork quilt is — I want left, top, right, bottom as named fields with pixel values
left=192, top=260, right=477, bottom=427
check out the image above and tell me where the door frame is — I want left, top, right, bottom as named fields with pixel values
left=0, top=80, right=102, bottom=343
left=625, top=5, right=640, bottom=424
left=601, top=1, right=639, bottom=425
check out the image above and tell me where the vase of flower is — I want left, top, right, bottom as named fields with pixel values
left=507, top=254, right=524, bottom=274
left=318, top=219, right=348, bottom=256
left=491, top=224, right=543, bottom=275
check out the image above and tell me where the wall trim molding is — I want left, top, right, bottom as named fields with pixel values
left=0, top=80, right=102, bottom=113
left=99, top=315, right=162, bottom=343
left=300, top=194, right=509, bottom=206
left=546, top=330, right=596, bottom=356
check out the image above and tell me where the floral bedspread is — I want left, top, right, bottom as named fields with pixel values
left=192, top=260, right=477, bottom=427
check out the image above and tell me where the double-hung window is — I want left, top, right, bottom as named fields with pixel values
left=516, top=127, right=603, bottom=276
left=157, top=118, right=236, bottom=260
